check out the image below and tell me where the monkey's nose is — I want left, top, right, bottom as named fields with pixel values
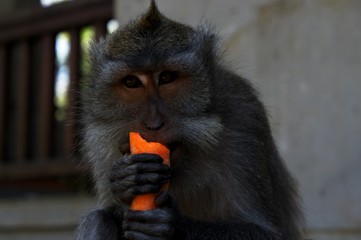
left=144, top=120, right=164, bottom=131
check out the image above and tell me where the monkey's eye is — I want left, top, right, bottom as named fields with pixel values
left=121, top=75, right=143, bottom=88
left=159, top=71, right=178, bottom=85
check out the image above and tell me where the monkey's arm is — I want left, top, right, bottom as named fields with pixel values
left=77, top=153, right=173, bottom=240
left=175, top=217, right=277, bottom=240
left=76, top=209, right=276, bottom=240
left=123, top=192, right=277, bottom=240
left=76, top=208, right=124, bottom=240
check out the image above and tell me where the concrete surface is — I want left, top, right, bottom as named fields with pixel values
left=0, top=196, right=96, bottom=240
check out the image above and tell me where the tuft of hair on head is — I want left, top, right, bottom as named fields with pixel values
left=137, top=0, right=163, bottom=27
left=149, top=0, right=158, bottom=13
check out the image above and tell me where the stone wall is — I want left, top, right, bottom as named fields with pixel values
left=116, top=1, right=361, bottom=239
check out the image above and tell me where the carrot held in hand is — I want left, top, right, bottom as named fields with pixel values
left=129, top=132, right=170, bottom=211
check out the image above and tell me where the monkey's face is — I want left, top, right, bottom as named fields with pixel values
left=88, top=55, right=216, bottom=164
left=83, top=8, right=223, bottom=166
left=125, top=67, right=203, bottom=126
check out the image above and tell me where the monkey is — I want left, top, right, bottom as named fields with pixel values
left=76, top=1, right=303, bottom=239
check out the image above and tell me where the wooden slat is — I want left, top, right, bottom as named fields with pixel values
left=64, top=29, right=81, bottom=156
left=37, top=34, right=55, bottom=160
left=0, top=160, right=87, bottom=180
left=15, top=41, right=30, bottom=162
left=0, top=0, right=114, bottom=183
left=0, top=45, right=6, bottom=162
left=0, top=0, right=113, bottom=43
left=94, top=21, right=108, bottom=41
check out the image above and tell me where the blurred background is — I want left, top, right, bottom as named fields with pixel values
left=0, top=0, right=360, bottom=239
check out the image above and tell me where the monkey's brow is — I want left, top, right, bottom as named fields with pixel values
left=106, top=51, right=200, bottom=73
left=166, top=52, right=198, bottom=65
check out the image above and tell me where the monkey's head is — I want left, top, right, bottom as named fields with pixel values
left=81, top=2, right=288, bottom=225
left=83, top=0, right=224, bottom=166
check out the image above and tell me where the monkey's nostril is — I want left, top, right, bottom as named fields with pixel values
left=144, top=121, right=164, bottom=131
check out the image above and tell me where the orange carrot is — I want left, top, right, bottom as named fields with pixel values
left=129, top=132, right=170, bottom=211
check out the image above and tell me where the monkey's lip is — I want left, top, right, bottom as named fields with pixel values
left=167, top=142, right=178, bottom=153
left=119, top=142, right=130, bottom=154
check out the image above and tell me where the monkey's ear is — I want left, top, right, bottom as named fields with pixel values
left=195, top=23, right=221, bottom=70
left=86, top=38, right=110, bottom=88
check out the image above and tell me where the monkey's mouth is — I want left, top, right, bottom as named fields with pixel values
left=168, top=142, right=180, bottom=165
left=119, top=142, right=130, bottom=155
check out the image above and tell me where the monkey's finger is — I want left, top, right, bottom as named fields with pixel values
left=111, top=153, right=162, bottom=170
left=135, top=173, right=170, bottom=185
left=110, top=172, right=169, bottom=191
left=110, top=174, right=136, bottom=192
left=112, top=183, right=161, bottom=204
left=111, top=179, right=167, bottom=204
left=109, top=169, right=134, bottom=184
left=155, top=191, right=173, bottom=208
left=110, top=156, right=132, bottom=174
left=125, top=209, right=174, bottom=224
left=124, top=230, right=166, bottom=240
left=125, top=153, right=164, bottom=165
left=113, top=183, right=163, bottom=200
left=110, top=162, right=170, bottom=181
left=131, top=163, right=171, bottom=174
left=120, top=163, right=170, bottom=179
left=111, top=175, right=169, bottom=198
left=123, top=220, right=174, bottom=238
left=134, top=183, right=164, bottom=195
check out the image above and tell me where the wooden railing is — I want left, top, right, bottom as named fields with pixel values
left=0, top=0, right=113, bottom=196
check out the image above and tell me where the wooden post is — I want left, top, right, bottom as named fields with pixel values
left=15, top=40, right=31, bottom=162
left=64, top=28, right=81, bottom=157
left=94, top=21, right=107, bottom=41
left=0, top=45, right=6, bottom=163
left=37, top=34, right=55, bottom=160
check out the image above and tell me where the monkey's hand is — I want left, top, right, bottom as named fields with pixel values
left=110, top=153, right=171, bottom=206
left=123, top=192, right=176, bottom=240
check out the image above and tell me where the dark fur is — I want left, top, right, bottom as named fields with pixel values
left=77, top=1, right=303, bottom=239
